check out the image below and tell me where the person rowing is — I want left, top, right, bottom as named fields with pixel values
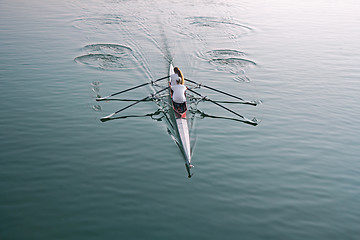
left=170, top=66, right=184, bottom=86
left=171, top=78, right=187, bottom=103
left=170, top=67, right=187, bottom=105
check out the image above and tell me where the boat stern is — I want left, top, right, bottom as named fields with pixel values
left=185, top=163, right=193, bottom=178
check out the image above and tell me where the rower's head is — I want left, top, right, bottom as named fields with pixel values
left=174, top=67, right=184, bottom=85
left=176, top=78, right=181, bottom=84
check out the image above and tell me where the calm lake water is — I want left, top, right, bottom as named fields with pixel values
left=1, top=0, right=360, bottom=239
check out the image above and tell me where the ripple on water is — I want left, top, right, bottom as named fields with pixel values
left=92, top=105, right=102, bottom=111
left=188, top=16, right=252, bottom=30
left=181, top=16, right=253, bottom=40
left=202, top=49, right=246, bottom=58
left=197, top=49, right=256, bottom=82
left=72, top=15, right=133, bottom=30
left=91, top=81, right=101, bottom=99
left=74, top=44, right=135, bottom=71
left=210, top=57, right=256, bottom=68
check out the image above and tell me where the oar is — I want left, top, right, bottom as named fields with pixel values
left=187, top=94, right=256, bottom=105
left=187, top=88, right=258, bottom=126
left=97, top=98, right=153, bottom=102
left=99, top=109, right=163, bottom=122
left=100, top=86, right=169, bottom=121
left=96, top=75, right=169, bottom=101
left=191, top=108, right=259, bottom=124
left=101, top=93, right=169, bottom=102
left=185, top=78, right=257, bottom=106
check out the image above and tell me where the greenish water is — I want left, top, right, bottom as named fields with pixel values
left=1, top=0, right=360, bottom=239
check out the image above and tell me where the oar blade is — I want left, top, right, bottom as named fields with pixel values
left=96, top=96, right=111, bottom=101
left=100, top=113, right=115, bottom=121
left=243, top=118, right=259, bottom=126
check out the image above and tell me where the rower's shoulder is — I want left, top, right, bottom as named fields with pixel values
left=170, top=73, right=179, bottom=79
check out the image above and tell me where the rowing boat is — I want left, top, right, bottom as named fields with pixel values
left=168, top=63, right=192, bottom=177
left=97, top=64, right=258, bottom=178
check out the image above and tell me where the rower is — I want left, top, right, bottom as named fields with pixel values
left=170, top=66, right=187, bottom=112
left=170, top=66, right=184, bottom=85
left=170, top=72, right=180, bottom=86
left=171, top=78, right=187, bottom=104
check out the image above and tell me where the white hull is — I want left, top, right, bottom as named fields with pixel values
left=176, top=118, right=191, bottom=164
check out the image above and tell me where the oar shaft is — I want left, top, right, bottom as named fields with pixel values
left=101, top=86, right=169, bottom=121
left=97, top=75, right=169, bottom=101
left=209, top=99, right=245, bottom=119
left=109, top=82, right=149, bottom=98
left=114, top=87, right=169, bottom=115
left=99, top=98, right=152, bottom=102
left=185, top=78, right=257, bottom=106
left=187, top=88, right=257, bottom=126
left=114, top=96, right=150, bottom=115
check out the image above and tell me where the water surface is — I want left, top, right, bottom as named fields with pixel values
left=1, top=0, right=360, bottom=239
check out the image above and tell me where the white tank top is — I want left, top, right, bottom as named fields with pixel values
left=171, top=84, right=186, bottom=103
left=170, top=73, right=180, bottom=86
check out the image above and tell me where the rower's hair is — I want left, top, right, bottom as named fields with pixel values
left=174, top=67, right=184, bottom=85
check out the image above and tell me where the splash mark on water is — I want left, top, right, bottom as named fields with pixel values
left=91, top=80, right=101, bottom=94
left=188, top=16, right=252, bottom=31
left=74, top=44, right=136, bottom=71
left=197, top=49, right=256, bottom=82
left=93, top=105, right=102, bottom=111
left=91, top=81, right=102, bottom=110
left=178, top=16, right=253, bottom=40
left=72, top=15, right=134, bottom=31
left=204, top=49, right=246, bottom=58
left=209, top=58, right=256, bottom=68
